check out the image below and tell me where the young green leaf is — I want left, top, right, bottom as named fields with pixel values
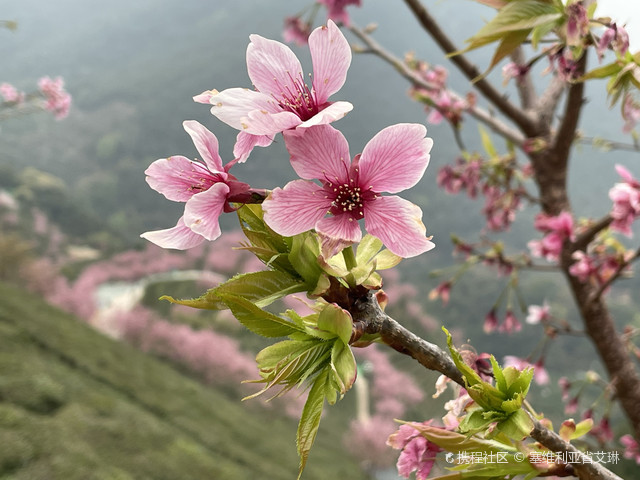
left=297, top=368, right=329, bottom=479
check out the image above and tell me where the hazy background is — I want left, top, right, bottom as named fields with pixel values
left=2, top=0, right=639, bottom=478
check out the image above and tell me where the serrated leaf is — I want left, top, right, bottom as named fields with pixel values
left=505, top=367, right=534, bottom=398
left=215, top=293, right=304, bottom=337
left=474, top=1, right=560, bottom=37
left=490, top=355, right=507, bottom=393
left=317, top=303, right=353, bottom=345
left=297, top=368, right=329, bottom=479
left=162, top=270, right=305, bottom=310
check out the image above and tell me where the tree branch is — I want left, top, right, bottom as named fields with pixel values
left=510, top=47, right=537, bottom=111
left=572, top=215, right=613, bottom=253
left=534, top=75, right=566, bottom=130
left=348, top=25, right=526, bottom=146
left=401, top=0, right=538, bottom=136
left=552, top=57, right=588, bottom=161
left=351, top=292, right=623, bottom=480
left=529, top=420, right=624, bottom=480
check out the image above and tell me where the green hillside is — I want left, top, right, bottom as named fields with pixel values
left=0, top=282, right=368, bottom=480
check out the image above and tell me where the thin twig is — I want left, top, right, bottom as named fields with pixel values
left=578, top=135, right=640, bottom=153
left=572, top=215, right=614, bottom=252
left=510, top=47, right=537, bottom=111
left=401, top=0, right=537, bottom=136
left=348, top=25, right=526, bottom=146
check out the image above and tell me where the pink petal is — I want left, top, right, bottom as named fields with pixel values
left=297, top=101, right=353, bottom=129
left=283, top=124, right=350, bottom=182
left=263, top=180, right=330, bottom=236
left=183, top=183, right=230, bottom=241
left=364, top=196, right=435, bottom=258
left=316, top=214, right=362, bottom=244
left=615, top=164, right=635, bottom=183
left=140, top=217, right=204, bottom=250
left=193, top=90, right=216, bottom=104
left=246, top=34, right=304, bottom=99
left=358, top=124, right=433, bottom=194
left=145, top=155, right=205, bottom=202
left=183, top=120, right=224, bottom=172
left=244, top=109, right=302, bottom=136
left=209, top=88, right=276, bottom=130
left=233, top=131, right=274, bottom=163
left=309, top=20, right=352, bottom=103
left=396, top=436, right=427, bottom=478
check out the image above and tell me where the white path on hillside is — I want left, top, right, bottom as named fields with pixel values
left=91, top=270, right=225, bottom=338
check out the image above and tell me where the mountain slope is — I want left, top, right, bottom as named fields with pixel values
left=0, top=282, right=367, bottom=480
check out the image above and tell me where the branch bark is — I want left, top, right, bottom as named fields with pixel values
left=350, top=292, right=623, bottom=480
left=348, top=25, right=526, bottom=146
left=401, top=0, right=538, bottom=136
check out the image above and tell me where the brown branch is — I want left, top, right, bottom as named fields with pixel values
left=510, top=47, right=537, bottom=111
left=351, top=292, right=623, bottom=480
left=534, top=75, right=566, bottom=131
left=530, top=420, right=624, bottom=480
left=578, top=136, right=640, bottom=153
left=572, top=215, right=613, bottom=252
left=552, top=57, right=588, bottom=162
left=348, top=25, right=526, bottom=146
left=401, top=0, right=538, bottom=136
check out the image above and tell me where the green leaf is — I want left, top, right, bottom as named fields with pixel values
left=474, top=1, right=560, bottom=37
left=559, top=418, right=593, bottom=441
left=404, top=422, right=518, bottom=454
left=297, top=368, right=329, bottom=479
left=479, top=126, right=498, bottom=158
left=317, top=303, right=353, bottom=345
left=484, top=28, right=531, bottom=76
left=215, top=293, right=304, bottom=338
left=373, top=249, right=402, bottom=270
left=496, top=408, right=534, bottom=440
left=578, top=61, right=622, bottom=82
left=330, top=341, right=357, bottom=398
left=490, top=355, right=507, bottom=394
left=289, top=232, right=324, bottom=286
left=356, top=234, right=383, bottom=264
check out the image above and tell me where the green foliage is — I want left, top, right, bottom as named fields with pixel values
left=452, top=0, right=563, bottom=75
left=0, top=282, right=368, bottom=479
left=444, top=327, right=534, bottom=440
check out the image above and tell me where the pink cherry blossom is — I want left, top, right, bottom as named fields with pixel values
left=499, top=309, right=522, bottom=334
left=526, top=301, right=551, bottom=324
left=196, top=21, right=352, bottom=162
left=565, top=3, right=589, bottom=47
left=483, top=308, right=499, bottom=333
left=502, top=62, right=529, bottom=85
left=609, top=164, right=640, bottom=236
left=0, top=82, right=23, bottom=103
left=620, top=434, right=640, bottom=464
left=622, top=94, right=640, bottom=134
left=387, top=423, right=442, bottom=480
left=38, top=76, right=72, bottom=119
left=428, top=281, right=451, bottom=306
left=282, top=16, right=311, bottom=46
left=141, top=120, right=252, bottom=249
left=528, top=211, right=574, bottom=261
left=262, top=124, right=435, bottom=258
left=597, top=23, right=629, bottom=59
left=569, top=251, right=597, bottom=282
left=319, top=0, right=361, bottom=26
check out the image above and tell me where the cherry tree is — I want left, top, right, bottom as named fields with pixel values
left=142, top=1, right=640, bottom=478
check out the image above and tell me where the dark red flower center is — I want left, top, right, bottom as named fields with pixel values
left=274, top=72, right=319, bottom=121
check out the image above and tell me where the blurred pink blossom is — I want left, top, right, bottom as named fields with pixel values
left=38, top=76, right=71, bottom=119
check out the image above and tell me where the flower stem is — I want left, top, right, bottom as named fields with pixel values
left=342, top=245, right=357, bottom=270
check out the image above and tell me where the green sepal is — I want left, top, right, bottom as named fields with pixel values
left=356, top=234, right=383, bottom=264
